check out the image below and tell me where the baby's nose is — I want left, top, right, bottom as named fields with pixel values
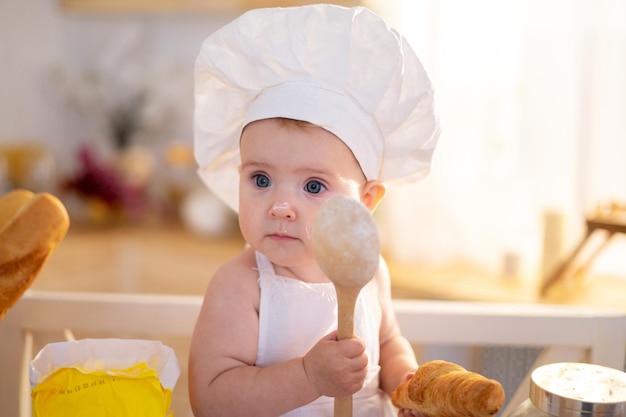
left=269, top=202, right=295, bottom=220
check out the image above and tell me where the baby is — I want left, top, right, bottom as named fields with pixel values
left=189, top=5, right=439, bottom=417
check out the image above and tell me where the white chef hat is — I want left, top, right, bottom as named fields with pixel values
left=194, top=4, right=439, bottom=212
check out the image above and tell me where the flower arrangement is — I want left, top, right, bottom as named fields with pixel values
left=49, top=62, right=181, bottom=150
left=49, top=56, right=186, bottom=225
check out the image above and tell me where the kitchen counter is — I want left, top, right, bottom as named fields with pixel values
left=33, top=225, right=246, bottom=295
left=34, top=224, right=625, bottom=310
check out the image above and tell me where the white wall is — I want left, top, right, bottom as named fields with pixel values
left=0, top=0, right=237, bottom=175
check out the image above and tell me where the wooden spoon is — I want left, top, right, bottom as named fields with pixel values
left=312, top=195, right=381, bottom=417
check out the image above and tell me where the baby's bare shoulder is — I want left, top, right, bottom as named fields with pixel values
left=206, top=247, right=260, bottom=298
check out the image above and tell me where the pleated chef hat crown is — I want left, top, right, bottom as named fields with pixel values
left=194, top=4, right=440, bottom=211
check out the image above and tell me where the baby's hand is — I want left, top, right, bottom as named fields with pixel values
left=303, top=331, right=368, bottom=398
left=396, top=371, right=429, bottom=417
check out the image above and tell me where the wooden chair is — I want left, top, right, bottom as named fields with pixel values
left=1, top=290, right=624, bottom=417
left=540, top=207, right=626, bottom=296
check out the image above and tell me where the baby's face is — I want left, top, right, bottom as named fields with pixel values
left=238, top=118, right=367, bottom=278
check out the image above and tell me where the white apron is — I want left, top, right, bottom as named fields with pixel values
left=255, top=251, right=397, bottom=417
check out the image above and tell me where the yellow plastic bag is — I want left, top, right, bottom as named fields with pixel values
left=30, top=339, right=180, bottom=417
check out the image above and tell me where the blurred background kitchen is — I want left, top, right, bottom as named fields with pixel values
left=1, top=1, right=625, bottom=416
left=2, top=0, right=624, bottom=304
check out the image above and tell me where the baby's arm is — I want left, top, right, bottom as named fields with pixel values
left=374, top=258, right=419, bottom=395
left=188, top=248, right=368, bottom=417
left=188, top=249, right=315, bottom=416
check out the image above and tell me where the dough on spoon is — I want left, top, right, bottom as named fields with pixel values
left=312, top=195, right=380, bottom=287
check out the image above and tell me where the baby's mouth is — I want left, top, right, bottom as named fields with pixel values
left=269, top=232, right=297, bottom=242
left=267, top=221, right=297, bottom=240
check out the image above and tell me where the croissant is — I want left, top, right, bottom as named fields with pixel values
left=0, top=189, right=69, bottom=320
left=391, top=360, right=505, bottom=417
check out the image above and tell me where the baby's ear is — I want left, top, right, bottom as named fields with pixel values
left=361, top=180, right=386, bottom=212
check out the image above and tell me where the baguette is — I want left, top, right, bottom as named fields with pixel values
left=391, top=360, right=505, bottom=417
left=0, top=189, right=69, bottom=320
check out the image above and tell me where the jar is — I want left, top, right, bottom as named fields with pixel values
left=508, top=362, right=626, bottom=417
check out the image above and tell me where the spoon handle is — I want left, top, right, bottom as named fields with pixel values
left=336, top=287, right=359, bottom=339
left=334, top=396, right=352, bottom=417
left=334, top=287, right=360, bottom=417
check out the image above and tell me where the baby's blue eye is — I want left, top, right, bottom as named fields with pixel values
left=254, top=174, right=271, bottom=188
left=304, top=180, right=325, bottom=194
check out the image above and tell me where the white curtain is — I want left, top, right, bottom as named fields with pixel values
left=366, top=0, right=626, bottom=279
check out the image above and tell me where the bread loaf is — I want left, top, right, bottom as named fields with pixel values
left=391, top=360, right=505, bottom=417
left=0, top=189, right=69, bottom=320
